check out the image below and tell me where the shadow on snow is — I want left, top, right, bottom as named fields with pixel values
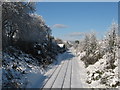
left=27, top=51, right=75, bottom=88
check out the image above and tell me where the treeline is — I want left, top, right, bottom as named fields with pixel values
left=74, top=22, right=119, bottom=87
left=74, top=22, right=119, bottom=68
left=2, top=2, right=61, bottom=65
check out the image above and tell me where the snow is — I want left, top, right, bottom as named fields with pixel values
left=52, top=60, right=68, bottom=88
left=74, top=41, right=119, bottom=88
left=58, top=44, right=64, bottom=48
left=71, top=48, right=90, bottom=88
left=26, top=72, right=43, bottom=88
left=2, top=47, right=44, bottom=88
left=84, top=54, right=118, bottom=88
left=87, top=58, right=106, bottom=71
left=71, top=58, right=83, bottom=88
left=2, top=43, right=119, bottom=88
left=29, top=48, right=90, bottom=88
left=38, top=50, right=41, bottom=54
left=62, top=59, right=71, bottom=88
left=26, top=54, right=60, bottom=88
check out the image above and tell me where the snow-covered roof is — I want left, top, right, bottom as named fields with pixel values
left=58, top=44, right=64, bottom=48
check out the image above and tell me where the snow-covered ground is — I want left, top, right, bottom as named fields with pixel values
left=41, top=47, right=90, bottom=88
left=2, top=46, right=68, bottom=88
left=69, top=47, right=90, bottom=87
left=26, top=55, right=59, bottom=88
left=28, top=47, right=90, bottom=88
left=86, top=52, right=119, bottom=88
left=2, top=47, right=45, bottom=88
left=2, top=46, right=119, bottom=88
left=75, top=49, right=119, bottom=88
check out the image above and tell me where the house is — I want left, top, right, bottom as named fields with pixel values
left=58, top=44, right=65, bottom=48
left=57, top=44, right=66, bottom=53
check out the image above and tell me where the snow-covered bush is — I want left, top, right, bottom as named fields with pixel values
left=2, top=2, right=52, bottom=52
left=104, top=22, right=118, bottom=70
left=86, top=55, right=119, bottom=88
left=2, top=2, right=61, bottom=64
left=2, top=46, right=41, bottom=88
left=86, top=22, right=119, bottom=88
left=78, top=32, right=103, bottom=67
left=2, top=2, right=62, bottom=88
left=73, top=22, right=119, bottom=88
left=2, top=2, right=35, bottom=48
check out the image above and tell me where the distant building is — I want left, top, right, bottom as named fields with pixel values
left=57, top=44, right=66, bottom=53
left=58, top=44, right=65, bottom=48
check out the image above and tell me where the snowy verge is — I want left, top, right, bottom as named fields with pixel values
left=77, top=52, right=119, bottom=88
left=2, top=47, right=44, bottom=88
left=75, top=49, right=119, bottom=88
left=86, top=54, right=119, bottom=88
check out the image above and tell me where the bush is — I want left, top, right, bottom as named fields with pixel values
left=81, top=49, right=103, bottom=67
